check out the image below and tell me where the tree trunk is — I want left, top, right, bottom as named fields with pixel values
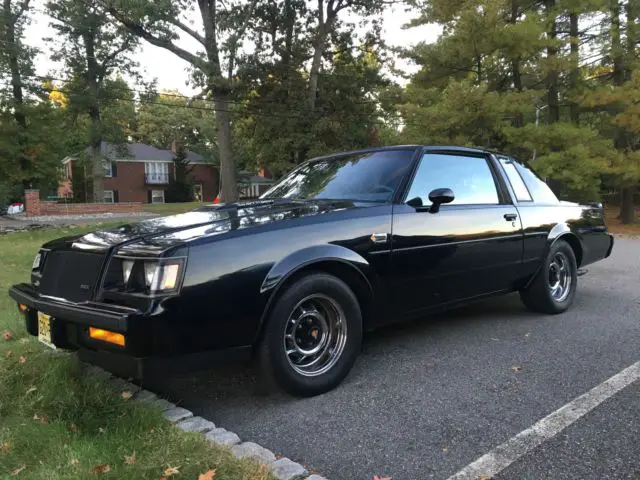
left=3, top=0, right=31, bottom=188
left=610, top=0, right=624, bottom=86
left=620, top=187, right=636, bottom=224
left=83, top=30, right=105, bottom=203
left=569, top=11, right=580, bottom=124
left=214, top=96, right=238, bottom=202
left=510, top=0, right=523, bottom=128
left=626, top=0, right=638, bottom=81
left=545, top=0, right=560, bottom=123
left=308, top=21, right=327, bottom=110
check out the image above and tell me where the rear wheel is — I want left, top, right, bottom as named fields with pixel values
left=258, top=272, right=362, bottom=397
left=520, top=239, right=578, bottom=314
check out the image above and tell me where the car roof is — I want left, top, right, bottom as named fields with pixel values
left=309, top=145, right=491, bottom=161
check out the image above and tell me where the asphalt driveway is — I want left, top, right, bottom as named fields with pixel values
left=152, top=237, right=640, bottom=480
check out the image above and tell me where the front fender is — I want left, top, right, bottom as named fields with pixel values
left=255, top=244, right=375, bottom=341
left=260, top=244, right=372, bottom=294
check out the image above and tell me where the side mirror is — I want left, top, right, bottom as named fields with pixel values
left=406, top=196, right=423, bottom=208
left=428, top=188, right=454, bottom=213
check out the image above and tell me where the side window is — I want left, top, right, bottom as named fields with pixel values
left=405, top=153, right=500, bottom=205
left=498, top=157, right=532, bottom=202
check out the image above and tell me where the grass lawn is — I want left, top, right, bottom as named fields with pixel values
left=0, top=225, right=272, bottom=479
left=143, top=202, right=205, bottom=216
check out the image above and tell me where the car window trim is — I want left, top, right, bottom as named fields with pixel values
left=400, top=149, right=509, bottom=206
left=495, top=155, right=534, bottom=204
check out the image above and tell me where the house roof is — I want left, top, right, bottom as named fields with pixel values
left=63, top=141, right=210, bottom=164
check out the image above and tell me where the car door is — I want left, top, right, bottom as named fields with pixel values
left=390, top=150, right=524, bottom=316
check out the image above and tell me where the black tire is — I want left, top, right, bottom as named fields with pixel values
left=520, top=239, right=578, bottom=314
left=258, top=272, right=362, bottom=397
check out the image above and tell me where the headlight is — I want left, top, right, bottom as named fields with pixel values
left=122, top=260, right=134, bottom=283
left=32, top=252, right=42, bottom=270
left=115, top=257, right=184, bottom=294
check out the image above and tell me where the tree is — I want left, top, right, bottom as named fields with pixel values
left=165, top=144, right=194, bottom=202
left=0, top=0, right=34, bottom=188
left=47, top=0, right=139, bottom=202
left=135, top=90, right=216, bottom=160
left=103, top=0, right=261, bottom=203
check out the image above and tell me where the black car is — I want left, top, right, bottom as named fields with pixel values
left=9, top=146, right=614, bottom=396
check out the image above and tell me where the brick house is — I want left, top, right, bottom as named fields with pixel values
left=59, top=141, right=219, bottom=203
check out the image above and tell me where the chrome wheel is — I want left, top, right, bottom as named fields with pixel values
left=548, top=251, right=572, bottom=302
left=284, top=294, right=348, bottom=377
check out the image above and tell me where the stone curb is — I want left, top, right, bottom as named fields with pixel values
left=84, top=365, right=326, bottom=480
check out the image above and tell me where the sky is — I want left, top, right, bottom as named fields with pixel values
left=24, top=3, right=441, bottom=96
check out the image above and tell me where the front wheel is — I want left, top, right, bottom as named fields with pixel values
left=258, top=273, right=362, bottom=397
left=520, top=239, right=578, bottom=314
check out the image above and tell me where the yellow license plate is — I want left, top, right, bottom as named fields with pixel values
left=37, top=312, right=56, bottom=349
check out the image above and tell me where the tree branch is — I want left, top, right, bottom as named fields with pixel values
left=16, top=0, right=30, bottom=17
left=100, top=35, right=135, bottom=73
left=227, top=0, right=259, bottom=80
left=167, top=17, right=205, bottom=45
left=104, top=3, right=207, bottom=72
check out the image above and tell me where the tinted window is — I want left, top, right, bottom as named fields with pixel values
left=261, top=149, right=415, bottom=202
left=514, top=160, right=559, bottom=204
left=405, top=153, right=499, bottom=205
left=498, top=156, right=532, bottom=201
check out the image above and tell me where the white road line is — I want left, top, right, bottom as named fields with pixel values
left=447, top=360, right=640, bottom=480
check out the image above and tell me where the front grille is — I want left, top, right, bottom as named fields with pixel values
left=39, top=251, right=106, bottom=302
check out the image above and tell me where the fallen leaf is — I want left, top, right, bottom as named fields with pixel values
left=442, top=447, right=448, bottom=453
left=524, top=332, right=530, bottom=338
left=124, top=451, right=136, bottom=465
left=5, top=350, right=13, bottom=358
left=511, top=365, right=522, bottom=372
left=164, top=466, right=180, bottom=477
left=198, top=470, right=216, bottom=480
left=373, top=476, right=392, bottom=480
left=90, top=464, right=110, bottom=475
left=18, top=356, right=26, bottom=365
left=69, top=458, right=79, bottom=466
left=32, top=413, right=48, bottom=424
left=69, top=423, right=78, bottom=433
left=479, top=476, right=492, bottom=480
left=98, top=427, right=105, bottom=433
left=121, top=391, right=133, bottom=400
left=25, top=386, right=37, bottom=394
left=0, top=440, right=12, bottom=452
left=11, top=465, right=26, bottom=476
left=3, top=330, right=14, bottom=341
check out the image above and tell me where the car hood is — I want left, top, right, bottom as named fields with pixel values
left=49, top=198, right=366, bottom=255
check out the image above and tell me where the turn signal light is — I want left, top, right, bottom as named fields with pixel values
left=18, top=304, right=28, bottom=313
left=89, top=327, right=125, bottom=347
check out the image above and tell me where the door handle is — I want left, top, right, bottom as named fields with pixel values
left=504, top=213, right=518, bottom=221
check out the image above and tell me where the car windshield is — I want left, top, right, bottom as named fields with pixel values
left=260, top=149, right=416, bottom=202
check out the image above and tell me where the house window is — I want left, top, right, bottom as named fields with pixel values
left=104, top=190, right=115, bottom=203
left=103, top=161, right=113, bottom=177
left=151, top=189, right=165, bottom=204
left=145, top=162, right=169, bottom=184
left=193, top=184, right=203, bottom=201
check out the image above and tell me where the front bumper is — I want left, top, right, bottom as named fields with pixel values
left=8, top=283, right=252, bottom=379
left=605, top=234, right=615, bottom=258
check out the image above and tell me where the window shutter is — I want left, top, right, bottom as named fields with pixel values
left=147, top=190, right=152, bottom=203
left=114, top=190, right=119, bottom=203
left=111, top=162, right=118, bottom=177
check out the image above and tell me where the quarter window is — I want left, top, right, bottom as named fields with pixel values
left=405, top=153, right=499, bottom=205
left=498, top=157, right=532, bottom=202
